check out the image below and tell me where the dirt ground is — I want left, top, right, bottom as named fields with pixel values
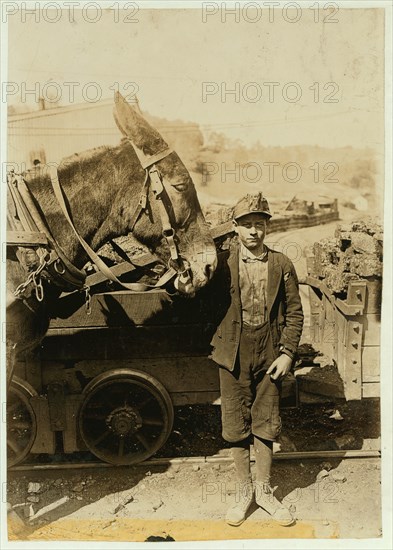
left=7, top=455, right=381, bottom=543
left=6, top=397, right=382, bottom=543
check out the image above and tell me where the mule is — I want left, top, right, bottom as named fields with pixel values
left=6, top=92, right=217, bottom=388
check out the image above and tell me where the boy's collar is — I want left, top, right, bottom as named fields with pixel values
left=240, top=242, right=268, bottom=262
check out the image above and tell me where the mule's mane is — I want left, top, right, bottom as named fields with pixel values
left=60, top=145, right=111, bottom=168
left=59, top=138, right=137, bottom=172
left=24, top=145, right=115, bottom=189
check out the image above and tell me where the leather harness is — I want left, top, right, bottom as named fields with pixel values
left=7, top=148, right=190, bottom=311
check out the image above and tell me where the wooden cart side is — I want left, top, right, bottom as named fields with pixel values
left=306, top=277, right=381, bottom=400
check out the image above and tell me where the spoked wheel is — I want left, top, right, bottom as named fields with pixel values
left=79, top=369, right=174, bottom=465
left=7, top=377, right=37, bottom=467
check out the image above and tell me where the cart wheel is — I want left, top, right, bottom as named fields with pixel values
left=7, top=377, right=37, bottom=467
left=79, top=369, right=174, bottom=465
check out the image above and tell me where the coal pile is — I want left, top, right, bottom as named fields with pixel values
left=204, top=204, right=234, bottom=227
left=311, top=219, right=383, bottom=295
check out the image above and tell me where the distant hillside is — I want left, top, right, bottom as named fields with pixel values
left=183, top=133, right=382, bottom=218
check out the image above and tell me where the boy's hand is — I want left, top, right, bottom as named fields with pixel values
left=267, top=354, right=292, bottom=380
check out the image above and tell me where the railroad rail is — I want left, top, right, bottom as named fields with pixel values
left=9, top=449, right=380, bottom=472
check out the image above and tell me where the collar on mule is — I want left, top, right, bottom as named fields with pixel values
left=7, top=171, right=87, bottom=302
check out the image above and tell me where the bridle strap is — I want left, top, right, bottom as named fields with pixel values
left=125, top=147, right=185, bottom=266
left=128, top=147, right=176, bottom=243
left=148, top=166, right=179, bottom=261
left=139, top=148, right=173, bottom=170
left=128, top=170, right=149, bottom=233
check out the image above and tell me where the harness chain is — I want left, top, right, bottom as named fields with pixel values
left=7, top=172, right=50, bottom=303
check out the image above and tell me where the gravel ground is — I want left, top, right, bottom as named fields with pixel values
left=7, top=398, right=382, bottom=543
left=7, top=456, right=381, bottom=542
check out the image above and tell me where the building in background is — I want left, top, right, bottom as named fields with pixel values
left=7, top=98, right=203, bottom=169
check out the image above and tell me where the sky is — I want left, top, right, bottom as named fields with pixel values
left=5, top=3, right=385, bottom=150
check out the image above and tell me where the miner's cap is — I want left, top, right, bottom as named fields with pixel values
left=233, top=192, right=272, bottom=220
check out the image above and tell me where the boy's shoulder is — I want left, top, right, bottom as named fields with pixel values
left=265, top=246, right=293, bottom=267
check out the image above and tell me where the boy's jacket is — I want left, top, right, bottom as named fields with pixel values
left=210, top=240, right=304, bottom=372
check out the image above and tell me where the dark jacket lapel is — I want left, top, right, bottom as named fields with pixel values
left=228, top=241, right=240, bottom=306
left=267, top=246, right=282, bottom=313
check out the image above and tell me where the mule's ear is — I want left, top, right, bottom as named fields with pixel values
left=113, top=92, right=170, bottom=159
left=113, top=96, right=128, bottom=137
left=113, top=92, right=135, bottom=137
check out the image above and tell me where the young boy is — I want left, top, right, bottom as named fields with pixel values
left=210, top=192, right=304, bottom=526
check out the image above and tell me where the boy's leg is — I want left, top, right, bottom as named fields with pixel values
left=253, top=435, right=273, bottom=487
left=218, top=354, right=254, bottom=526
left=254, top=434, right=293, bottom=526
left=226, top=438, right=254, bottom=526
left=251, top=324, right=294, bottom=525
left=252, top=403, right=294, bottom=526
left=231, top=438, right=252, bottom=483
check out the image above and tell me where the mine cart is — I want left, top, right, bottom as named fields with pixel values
left=8, top=259, right=221, bottom=468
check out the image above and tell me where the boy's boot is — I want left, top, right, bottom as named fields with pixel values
left=225, top=444, right=254, bottom=526
left=254, top=437, right=294, bottom=527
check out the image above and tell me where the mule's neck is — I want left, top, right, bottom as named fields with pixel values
left=28, top=145, right=144, bottom=269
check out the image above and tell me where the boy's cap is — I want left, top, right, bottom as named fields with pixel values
left=233, top=192, right=272, bottom=220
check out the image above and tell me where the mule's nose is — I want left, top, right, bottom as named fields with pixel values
left=191, top=246, right=217, bottom=288
left=203, top=249, right=217, bottom=281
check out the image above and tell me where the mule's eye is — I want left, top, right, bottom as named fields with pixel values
left=173, top=183, right=188, bottom=192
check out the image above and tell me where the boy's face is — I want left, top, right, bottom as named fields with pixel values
left=233, top=213, right=267, bottom=252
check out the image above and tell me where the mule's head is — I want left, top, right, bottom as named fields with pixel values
left=113, top=92, right=217, bottom=294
